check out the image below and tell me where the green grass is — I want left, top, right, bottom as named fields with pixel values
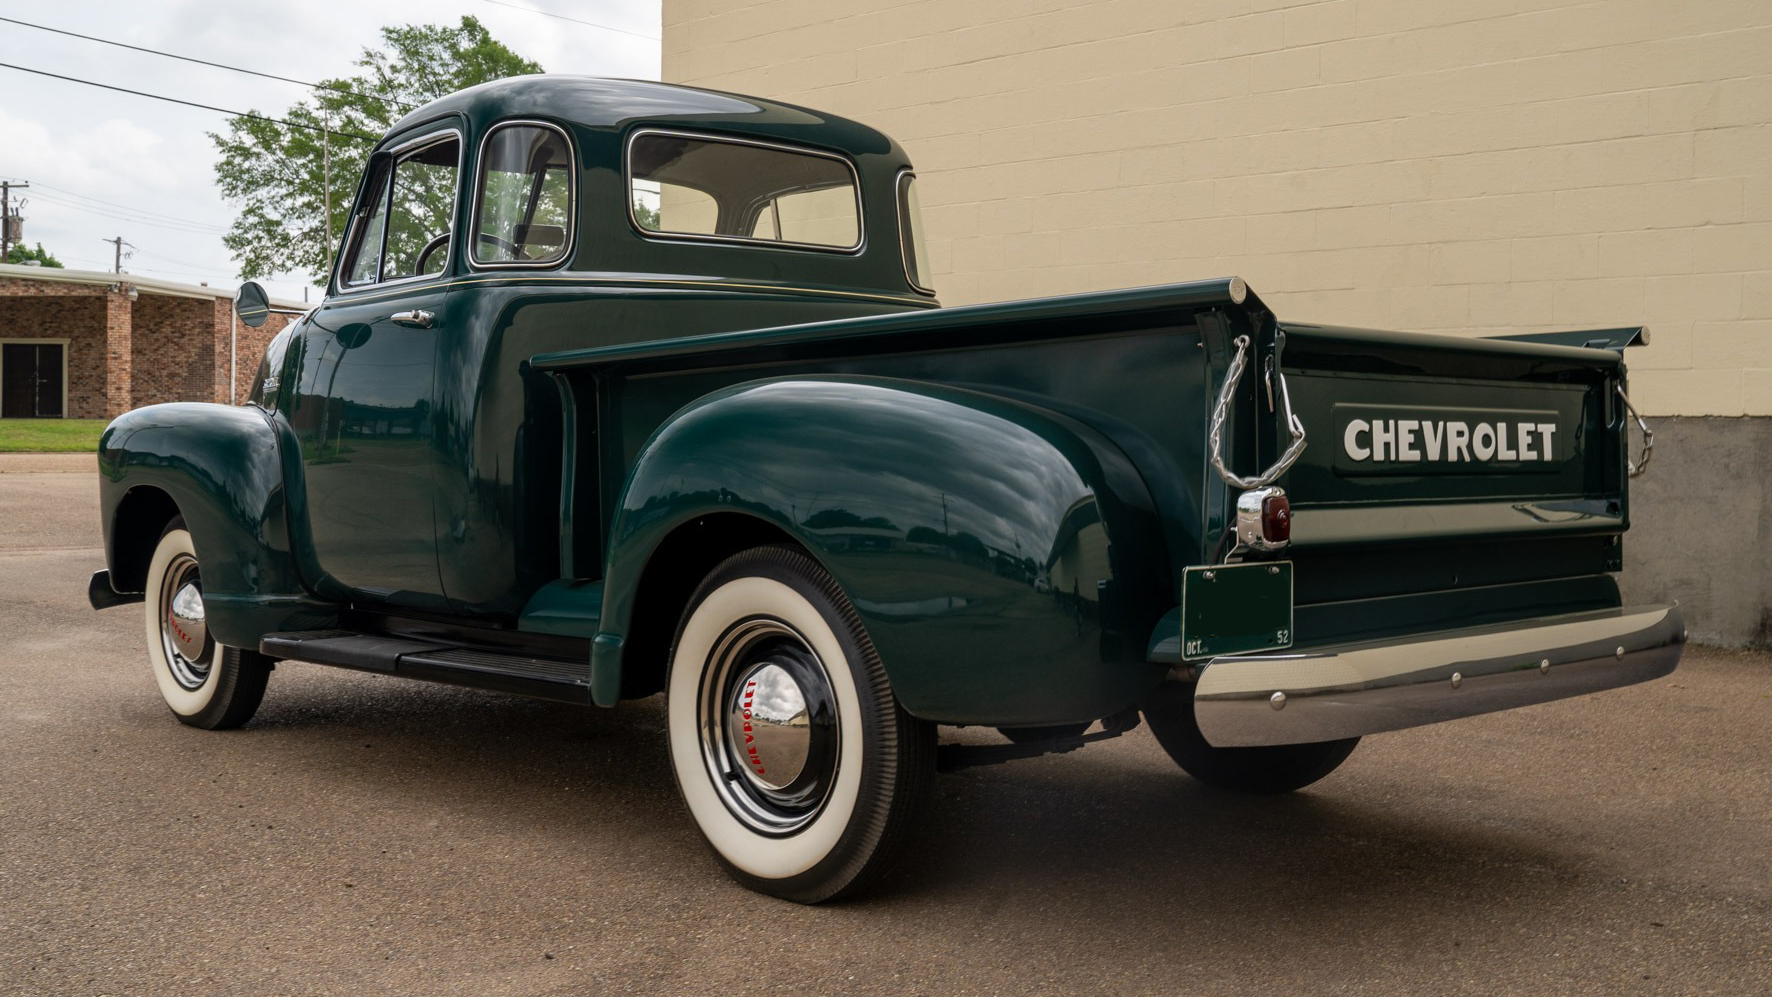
left=0, top=418, right=108, bottom=452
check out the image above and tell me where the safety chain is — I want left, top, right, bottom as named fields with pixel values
left=1208, top=335, right=1308, bottom=490
left=1616, top=384, right=1653, bottom=478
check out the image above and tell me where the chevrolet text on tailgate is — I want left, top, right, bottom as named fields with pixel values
left=89, top=77, right=1681, bottom=903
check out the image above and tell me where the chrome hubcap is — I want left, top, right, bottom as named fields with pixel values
left=158, top=554, right=213, bottom=690
left=699, top=618, right=839, bottom=835
left=727, top=661, right=813, bottom=791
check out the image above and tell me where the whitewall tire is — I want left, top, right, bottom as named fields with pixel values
left=666, top=545, right=934, bottom=903
left=143, top=519, right=272, bottom=730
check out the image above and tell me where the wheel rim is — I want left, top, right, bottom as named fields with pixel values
left=698, top=617, right=840, bottom=836
left=156, top=553, right=212, bottom=691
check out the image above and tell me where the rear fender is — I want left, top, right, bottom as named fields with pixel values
left=597, top=376, right=1170, bottom=725
left=98, top=403, right=334, bottom=646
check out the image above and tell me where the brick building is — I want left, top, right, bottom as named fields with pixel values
left=0, top=263, right=300, bottom=419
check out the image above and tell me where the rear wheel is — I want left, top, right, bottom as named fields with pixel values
left=1142, top=685, right=1357, bottom=794
left=665, top=545, right=934, bottom=903
left=143, top=519, right=272, bottom=730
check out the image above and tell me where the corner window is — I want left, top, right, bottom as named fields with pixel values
left=339, top=132, right=461, bottom=287
left=344, top=162, right=390, bottom=286
left=627, top=131, right=861, bottom=251
left=473, top=122, right=574, bottom=267
left=897, top=172, right=933, bottom=295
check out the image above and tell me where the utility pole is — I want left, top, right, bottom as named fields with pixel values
left=0, top=180, right=27, bottom=262
left=103, top=235, right=134, bottom=274
left=322, top=112, right=334, bottom=271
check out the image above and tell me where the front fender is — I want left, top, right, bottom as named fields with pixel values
left=98, top=403, right=333, bottom=647
left=599, top=376, right=1170, bottom=725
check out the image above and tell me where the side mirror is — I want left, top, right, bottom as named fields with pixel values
left=234, top=281, right=270, bottom=328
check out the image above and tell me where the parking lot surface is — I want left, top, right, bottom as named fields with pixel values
left=2, top=465, right=1768, bottom=996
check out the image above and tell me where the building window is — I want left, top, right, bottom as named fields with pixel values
left=627, top=131, right=861, bottom=251
left=472, top=122, right=574, bottom=267
left=340, top=132, right=461, bottom=287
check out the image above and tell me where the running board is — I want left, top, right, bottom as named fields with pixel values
left=260, top=630, right=592, bottom=703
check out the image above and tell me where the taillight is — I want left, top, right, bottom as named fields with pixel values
left=1235, top=486, right=1291, bottom=552
left=1262, top=492, right=1291, bottom=545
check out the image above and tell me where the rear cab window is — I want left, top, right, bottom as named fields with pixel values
left=627, top=130, right=861, bottom=251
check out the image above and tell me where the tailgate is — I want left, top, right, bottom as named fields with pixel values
left=1211, top=319, right=1644, bottom=650
left=1275, top=323, right=1629, bottom=549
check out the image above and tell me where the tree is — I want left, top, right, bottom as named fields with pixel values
left=4, top=242, right=63, bottom=267
left=211, top=17, right=542, bottom=283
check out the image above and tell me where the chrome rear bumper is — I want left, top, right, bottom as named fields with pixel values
left=1193, top=605, right=1684, bottom=747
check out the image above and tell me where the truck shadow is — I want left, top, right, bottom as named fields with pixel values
left=236, top=663, right=1584, bottom=953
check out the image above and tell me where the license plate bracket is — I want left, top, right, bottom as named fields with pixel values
left=1181, top=561, right=1294, bottom=660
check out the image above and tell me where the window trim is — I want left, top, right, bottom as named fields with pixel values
left=895, top=170, right=935, bottom=296
left=332, top=127, right=465, bottom=297
left=623, top=127, right=866, bottom=255
left=467, top=119, right=578, bottom=271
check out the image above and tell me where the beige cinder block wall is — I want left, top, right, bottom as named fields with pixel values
left=665, top=0, right=1771, bottom=418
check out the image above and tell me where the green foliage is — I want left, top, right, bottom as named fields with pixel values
left=210, top=16, right=542, bottom=283
left=4, top=242, right=63, bottom=268
left=632, top=199, right=660, bottom=231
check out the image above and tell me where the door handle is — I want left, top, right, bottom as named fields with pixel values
left=391, top=309, right=435, bottom=329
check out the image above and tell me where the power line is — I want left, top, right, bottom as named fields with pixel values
left=0, top=63, right=379, bottom=141
left=59, top=252, right=228, bottom=281
left=30, top=193, right=226, bottom=234
left=0, top=17, right=419, bottom=111
left=135, top=246, right=231, bottom=270
left=16, top=182, right=230, bottom=231
left=26, top=192, right=231, bottom=237
left=475, top=0, right=659, bottom=40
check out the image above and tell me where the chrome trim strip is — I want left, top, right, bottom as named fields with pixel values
left=332, top=127, right=465, bottom=298
left=466, top=118, right=577, bottom=271
left=314, top=272, right=935, bottom=309
left=1192, top=604, right=1684, bottom=747
left=894, top=170, right=935, bottom=296
left=623, top=127, right=866, bottom=255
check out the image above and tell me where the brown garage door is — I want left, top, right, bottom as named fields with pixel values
left=1, top=342, right=65, bottom=418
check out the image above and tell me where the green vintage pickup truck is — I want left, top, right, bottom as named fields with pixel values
left=91, top=76, right=1682, bottom=902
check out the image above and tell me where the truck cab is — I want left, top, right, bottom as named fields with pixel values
left=259, top=78, right=935, bottom=620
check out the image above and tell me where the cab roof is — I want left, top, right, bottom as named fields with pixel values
left=364, top=76, right=932, bottom=308
left=386, top=76, right=903, bottom=159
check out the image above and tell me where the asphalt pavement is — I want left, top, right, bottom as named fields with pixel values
left=2, top=463, right=1767, bottom=996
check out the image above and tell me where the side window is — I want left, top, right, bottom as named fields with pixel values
left=897, top=172, right=934, bottom=295
left=473, top=123, right=574, bottom=266
left=627, top=131, right=861, bottom=251
left=338, top=133, right=461, bottom=287
left=344, top=162, right=390, bottom=286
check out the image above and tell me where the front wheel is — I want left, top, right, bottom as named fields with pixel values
left=1142, top=685, right=1357, bottom=794
left=665, top=545, right=934, bottom=903
left=143, top=519, right=272, bottom=730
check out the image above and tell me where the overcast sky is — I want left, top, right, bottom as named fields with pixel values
left=0, top=0, right=660, bottom=302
